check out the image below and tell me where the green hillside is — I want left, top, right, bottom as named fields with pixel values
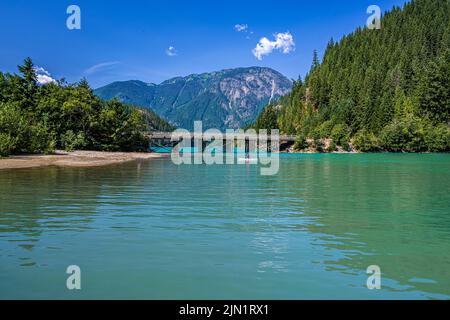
left=0, top=58, right=173, bottom=156
left=255, top=0, right=450, bottom=152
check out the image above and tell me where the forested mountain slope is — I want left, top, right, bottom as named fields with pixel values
left=255, top=0, right=450, bottom=152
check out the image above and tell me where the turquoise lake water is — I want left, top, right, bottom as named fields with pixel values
left=0, top=154, right=449, bottom=299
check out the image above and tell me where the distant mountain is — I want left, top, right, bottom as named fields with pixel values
left=138, top=107, right=176, bottom=132
left=94, top=67, right=292, bottom=130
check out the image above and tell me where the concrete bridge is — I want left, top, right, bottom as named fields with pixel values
left=147, top=132, right=297, bottom=152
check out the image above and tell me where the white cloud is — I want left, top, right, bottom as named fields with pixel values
left=84, top=61, right=120, bottom=75
left=34, top=67, right=56, bottom=85
left=166, top=46, right=177, bottom=57
left=234, top=24, right=248, bottom=32
left=252, top=32, right=295, bottom=60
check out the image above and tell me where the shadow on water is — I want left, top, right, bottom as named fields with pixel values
left=275, top=154, right=450, bottom=298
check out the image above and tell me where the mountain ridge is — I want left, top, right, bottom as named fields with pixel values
left=94, top=66, right=292, bottom=130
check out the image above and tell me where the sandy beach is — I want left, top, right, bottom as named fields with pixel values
left=0, top=150, right=168, bottom=170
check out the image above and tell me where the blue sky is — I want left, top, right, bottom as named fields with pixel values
left=0, top=0, right=409, bottom=88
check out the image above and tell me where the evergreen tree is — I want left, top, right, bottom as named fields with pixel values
left=18, top=57, right=37, bottom=86
left=417, top=49, right=450, bottom=123
left=311, top=50, right=320, bottom=71
left=17, top=57, right=38, bottom=111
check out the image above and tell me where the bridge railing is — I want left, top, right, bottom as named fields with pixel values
left=147, top=132, right=297, bottom=142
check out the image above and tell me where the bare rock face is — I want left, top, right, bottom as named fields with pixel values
left=95, top=67, right=292, bottom=130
